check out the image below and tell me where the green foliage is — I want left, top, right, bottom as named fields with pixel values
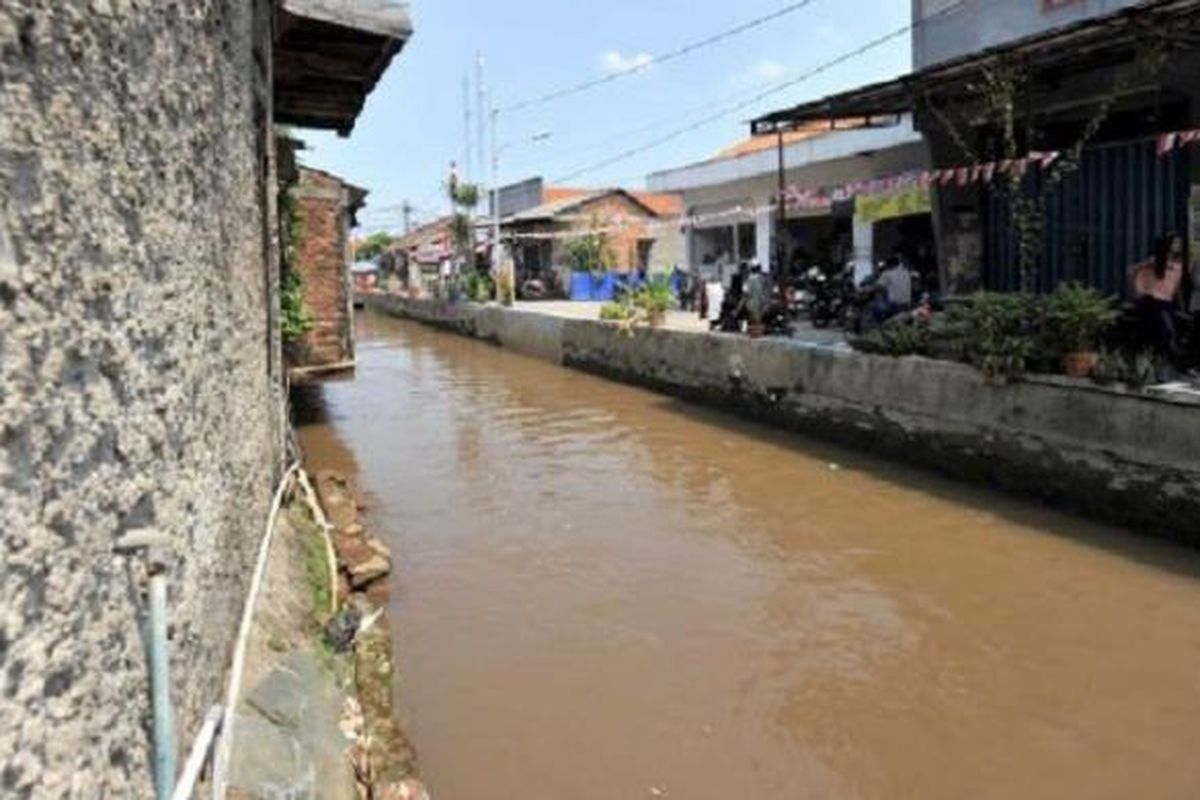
left=1092, top=347, right=1163, bottom=389
left=632, top=274, right=674, bottom=316
left=460, top=270, right=493, bottom=304
left=450, top=181, right=480, bottom=209
left=599, top=300, right=636, bottom=321
left=281, top=269, right=314, bottom=340
left=852, top=320, right=931, bottom=357
left=947, top=292, right=1040, bottom=380
left=564, top=223, right=615, bottom=275
left=1042, top=282, right=1118, bottom=354
left=356, top=232, right=393, bottom=262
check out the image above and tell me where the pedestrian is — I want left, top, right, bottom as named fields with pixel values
left=868, top=252, right=913, bottom=325
left=1129, top=232, right=1186, bottom=365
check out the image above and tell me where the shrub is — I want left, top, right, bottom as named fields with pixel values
left=851, top=320, right=930, bottom=356
left=599, top=300, right=635, bottom=321
left=632, top=274, right=674, bottom=317
left=281, top=270, right=314, bottom=340
left=947, top=292, right=1040, bottom=380
left=1042, top=282, right=1119, bottom=355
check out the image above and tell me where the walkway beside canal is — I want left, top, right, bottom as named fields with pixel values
left=364, top=292, right=1200, bottom=542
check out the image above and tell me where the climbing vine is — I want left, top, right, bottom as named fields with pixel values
left=279, top=181, right=314, bottom=340
left=923, top=36, right=1168, bottom=291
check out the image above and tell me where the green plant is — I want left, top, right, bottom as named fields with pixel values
left=599, top=300, right=636, bottom=321
left=1092, top=347, right=1162, bottom=388
left=356, top=232, right=394, bottom=262
left=852, top=320, right=931, bottom=356
left=1042, top=282, right=1118, bottom=354
left=460, top=270, right=493, bottom=304
left=281, top=269, right=314, bottom=340
left=632, top=274, right=674, bottom=317
left=948, top=292, right=1039, bottom=380
left=450, top=181, right=480, bottom=209
left=563, top=223, right=614, bottom=275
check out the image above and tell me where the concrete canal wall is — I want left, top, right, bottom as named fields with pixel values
left=365, top=294, right=1200, bottom=543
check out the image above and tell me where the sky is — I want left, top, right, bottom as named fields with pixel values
left=298, top=0, right=913, bottom=235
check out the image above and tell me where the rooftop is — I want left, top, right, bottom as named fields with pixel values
left=751, top=0, right=1200, bottom=134
left=274, top=0, right=414, bottom=136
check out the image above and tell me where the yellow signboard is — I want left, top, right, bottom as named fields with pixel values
left=855, top=186, right=932, bottom=224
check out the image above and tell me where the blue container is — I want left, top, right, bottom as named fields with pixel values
left=569, top=272, right=592, bottom=301
left=592, top=272, right=617, bottom=301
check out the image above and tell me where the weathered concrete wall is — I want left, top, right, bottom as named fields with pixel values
left=0, top=2, right=283, bottom=797
left=292, top=167, right=356, bottom=368
left=367, top=295, right=1200, bottom=543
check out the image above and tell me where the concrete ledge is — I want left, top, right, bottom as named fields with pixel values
left=364, top=293, right=1200, bottom=543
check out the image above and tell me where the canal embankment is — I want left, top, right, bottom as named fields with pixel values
left=363, top=292, right=1200, bottom=543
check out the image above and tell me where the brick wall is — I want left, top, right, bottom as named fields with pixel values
left=292, top=167, right=357, bottom=367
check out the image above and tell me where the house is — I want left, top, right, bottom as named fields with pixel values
left=648, top=117, right=932, bottom=282
left=384, top=215, right=457, bottom=292
left=352, top=260, right=380, bottom=295
left=752, top=0, right=1200, bottom=296
left=492, top=177, right=683, bottom=284
left=0, top=1, right=410, bottom=794
left=290, top=166, right=367, bottom=373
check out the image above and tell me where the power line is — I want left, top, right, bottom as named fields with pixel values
left=551, top=23, right=913, bottom=183
left=548, top=0, right=987, bottom=185
left=501, top=0, right=827, bottom=113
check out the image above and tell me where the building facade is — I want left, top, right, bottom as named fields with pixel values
left=0, top=2, right=409, bottom=795
left=754, top=0, right=1200, bottom=297
left=290, top=166, right=366, bottom=371
left=496, top=179, right=683, bottom=283
left=648, top=118, right=931, bottom=279
left=913, top=0, right=1144, bottom=69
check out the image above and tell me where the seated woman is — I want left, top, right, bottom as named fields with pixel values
left=1129, top=233, right=1186, bottom=364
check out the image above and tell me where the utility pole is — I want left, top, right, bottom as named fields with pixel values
left=475, top=53, right=487, bottom=193
left=462, top=76, right=473, bottom=181
left=775, top=128, right=787, bottom=293
left=402, top=201, right=412, bottom=235
left=490, top=103, right=500, bottom=275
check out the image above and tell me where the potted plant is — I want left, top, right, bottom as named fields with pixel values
left=1043, top=282, right=1118, bottom=378
left=633, top=275, right=673, bottom=327
left=947, top=292, right=1038, bottom=385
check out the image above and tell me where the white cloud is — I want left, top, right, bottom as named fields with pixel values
left=730, top=58, right=787, bottom=87
left=599, top=50, right=654, bottom=75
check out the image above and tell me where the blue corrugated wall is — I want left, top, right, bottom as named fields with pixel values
left=984, top=140, right=1190, bottom=295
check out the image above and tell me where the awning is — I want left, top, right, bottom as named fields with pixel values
left=751, top=0, right=1200, bottom=135
left=274, top=0, right=413, bottom=136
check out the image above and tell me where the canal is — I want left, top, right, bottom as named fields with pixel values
left=296, top=310, right=1200, bottom=799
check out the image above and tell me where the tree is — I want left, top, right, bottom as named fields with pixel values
left=447, top=179, right=481, bottom=271
left=355, top=232, right=393, bottom=262
left=563, top=218, right=615, bottom=275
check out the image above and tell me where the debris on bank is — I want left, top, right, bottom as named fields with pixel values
left=224, top=469, right=424, bottom=799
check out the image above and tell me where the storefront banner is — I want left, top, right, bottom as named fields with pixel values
left=855, top=186, right=933, bottom=224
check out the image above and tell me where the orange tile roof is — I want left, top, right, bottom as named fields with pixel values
left=541, top=186, right=592, bottom=204
left=630, top=191, right=682, bottom=217
left=716, top=118, right=867, bottom=159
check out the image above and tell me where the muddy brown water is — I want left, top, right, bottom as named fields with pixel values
left=295, top=311, right=1200, bottom=800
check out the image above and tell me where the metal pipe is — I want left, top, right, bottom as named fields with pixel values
left=115, top=529, right=177, bottom=800
left=149, top=571, right=176, bottom=800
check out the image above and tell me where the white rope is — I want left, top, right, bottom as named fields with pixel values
left=210, top=460, right=301, bottom=799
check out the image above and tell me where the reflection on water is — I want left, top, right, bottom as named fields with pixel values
left=295, top=311, right=1200, bottom=800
